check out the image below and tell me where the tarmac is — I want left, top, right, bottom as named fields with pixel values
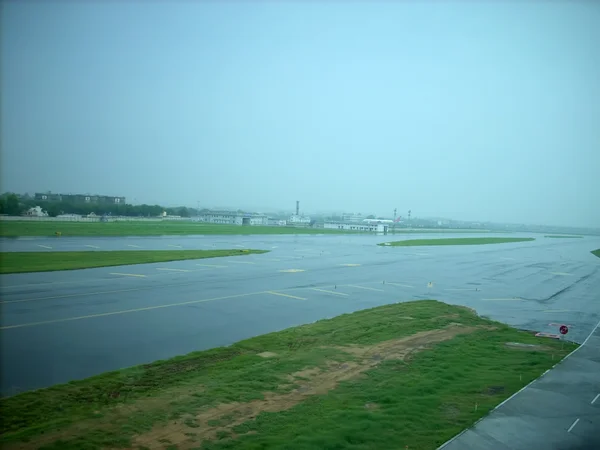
left=1, top=232, right=599, bottom=448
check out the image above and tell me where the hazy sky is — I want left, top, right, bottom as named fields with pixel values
left=2, top=2, right=599, bottom=226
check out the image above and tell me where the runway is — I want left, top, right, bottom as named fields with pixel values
left=1, top=233, right=599, bottom=400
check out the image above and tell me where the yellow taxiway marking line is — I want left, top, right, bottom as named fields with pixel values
left=167, top=244, right=183, bottom=248
left=347, top=284, right=384, bottom=292
left=550, top=272, right=572, bottom=276
left=37, top=245, right=52, bottom=249
left=109, top=273, right=147, bottom=278
left=228, top=260, right=256, bottom=264
left=196, top=264, right=227, bottom=268
left=310, top=288, right=349, bottom=296
left=156, top=268, right=191, bottom=272
left=279, top=269, right=305, bottom=273
left=340, top=264, right=361, bottom=267
left=387, top=282, right=414, bottom=288
left=266, top=291, right=307, bottom=301
left=481, top=298, right=522, bottom=301
left=0, top=291, right=266, bottom=330
left=127, top=244, right=142, bottom=248
left=85, top=245, right=99, bottom=249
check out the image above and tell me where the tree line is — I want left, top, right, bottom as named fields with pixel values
left=0, top=193, right=199, bottom=218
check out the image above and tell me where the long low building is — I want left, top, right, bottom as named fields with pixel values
left=324, top=221, right=388, bottom=233
left=198, top=210, right=268, bottom=226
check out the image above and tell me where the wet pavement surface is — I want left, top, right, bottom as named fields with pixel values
left=1, top=232, right=599, bottom=448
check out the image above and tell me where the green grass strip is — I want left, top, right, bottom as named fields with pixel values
left=379, top=237, right=534, bottom=246
left=0, top=300, right=576, bottom=449
left=0, top=221, right=348, bottom=237
left=0, top=250, right=267, bottom=274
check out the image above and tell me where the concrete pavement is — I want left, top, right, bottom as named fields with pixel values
left=1, top=233, right=599, bottom=402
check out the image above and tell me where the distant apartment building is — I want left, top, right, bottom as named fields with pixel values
left=34, top=192, right=126, bottom=204
left=198, top=210, right=268, bottom=226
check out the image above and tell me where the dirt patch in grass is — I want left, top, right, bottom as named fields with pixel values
left=132, top=325, right=482, bottom=449
left=257, top=352, right=278, bottom=358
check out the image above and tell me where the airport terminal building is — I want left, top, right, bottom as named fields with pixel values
left=198, top=210, right=268, bottom=226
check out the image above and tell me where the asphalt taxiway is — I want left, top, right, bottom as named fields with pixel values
left=1, top=233, right=599, bottom=447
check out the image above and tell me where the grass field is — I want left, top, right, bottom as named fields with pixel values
left=592, top=249, right=600, bottom=258
left=0, top=300, right=576, bottom=450
left=378, top=237, right=535, bottom=247
left=544, top=235, right=583, bottom=238
left=0, top=221, right=350, bottom=237
left=0, top=249, right=267, bottom=274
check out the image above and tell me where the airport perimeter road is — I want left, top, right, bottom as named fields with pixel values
left=1, top=233, right=599, bottom=396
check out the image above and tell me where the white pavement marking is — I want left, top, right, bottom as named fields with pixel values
left=591, top=393, right=600, bottom=405
left=196, top=264, right=227, bottom=268
left=156, top=268, right=191, bottom=272
left=37, top=245, right=52, bottom=249
left=500, top=257, right=515, bottom=261
left=234, top=244, right=245, bottom=248
left=85, top=245, right=99, bottom=249
left=481, top=298, right=522, bottom=301
left=279, top=269, right=305, bottom=273
left=550, top=272, right=572, bottom=276
left=0, top=291, right=266, bottom=330
left=543, top=310, right=573, bottom=313
left=127, top=244, right=142, bottom=248
left=580, top=318, right=600, bottom=347
left=386, top=282, right=414, bottom=288
left=444, top=288, right=474, bottom=291
left=109, top=273, right=147, bottom=278
left=266, top=291, right=306, bottom=301
left=567, top=418, right=580, bottom=433
left=310, top=288, right=349, bottom=296
left=167, top=244, right=183, bottom=248
left=228, top=260, right=256, bottom=264
left=340, top=264, right=361, bottom=267
left=271, top=246, right=278, bottom=249
left=347, top=284, right=384, bottom=292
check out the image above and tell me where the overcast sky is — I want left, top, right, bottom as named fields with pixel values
left=1, top=2, right=598, bottom=226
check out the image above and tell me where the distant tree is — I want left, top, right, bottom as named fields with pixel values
left=5, top=194, right=20, bottom=215
left=46, top=203, right=61, bottom=217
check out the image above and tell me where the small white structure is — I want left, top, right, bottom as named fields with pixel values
left=324, top=222, right=388, bottom=233
left=24, top=206, right=48, bottom=217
